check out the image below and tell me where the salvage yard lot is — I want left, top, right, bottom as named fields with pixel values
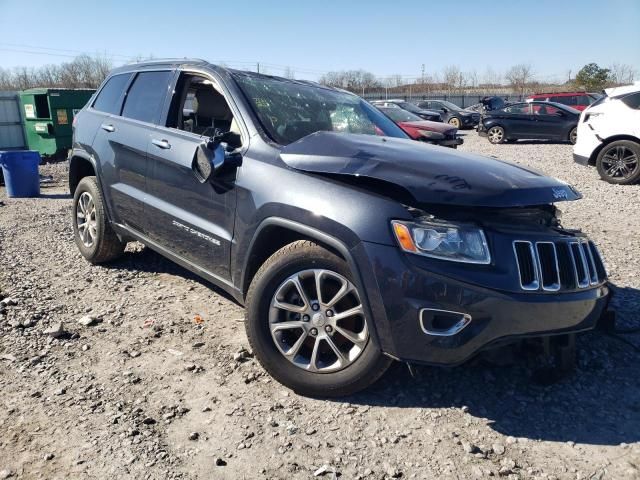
left=1, top=133, right=639, bottom=479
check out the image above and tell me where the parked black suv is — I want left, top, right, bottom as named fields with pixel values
left=70, top=59, right=612, bottom=397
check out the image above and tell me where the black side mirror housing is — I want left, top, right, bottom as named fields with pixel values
left=191, top=130, right=243, bottom=184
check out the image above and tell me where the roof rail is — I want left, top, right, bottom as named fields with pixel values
left=123, top=57, right=209, bottom=66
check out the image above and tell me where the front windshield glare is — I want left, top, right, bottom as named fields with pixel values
left=233, top=73, right=407, bottom=145
left=440, top=100, right=462, bottom=111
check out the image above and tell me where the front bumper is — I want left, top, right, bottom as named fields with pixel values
left=436, top=137, right=464, bottom=148
left=359, top=242, right=611, bottom=365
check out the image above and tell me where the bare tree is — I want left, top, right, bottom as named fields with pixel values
left=442, top=65, right=464, bottom=90
left=505, top=64, right=534, bottom=95
left=608, top=63, right=637, bottom=85
left=319, top=70, right=380, bottom=92
left=283, top=66, right=295, bottom=79
left=481, top=67, right=502, bottom=87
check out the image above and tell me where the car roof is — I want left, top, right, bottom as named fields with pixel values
left=605, top=81, right=640, bottom=97
left=107, top=58, right=343, bottom=94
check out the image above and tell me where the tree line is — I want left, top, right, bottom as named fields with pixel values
left=0, top=55, right=113, bottom=90
left=0, top=55, right=636, bottom=95
left=319, top=62, right=637, bottom=94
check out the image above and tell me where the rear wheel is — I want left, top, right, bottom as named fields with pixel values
left=487, top=126, right=505, bottom=144
left=569, top=127, right=578, bottom=145
left=245, top=240, right=392, bottom=397
left=72, top=176, right=125, bottom=263
left=596, top=140, right=640, bottom=185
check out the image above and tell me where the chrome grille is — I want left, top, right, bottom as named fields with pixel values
left=513, top=239, right=606, bottom=292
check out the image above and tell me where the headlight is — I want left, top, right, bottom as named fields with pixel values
left=417, top=130, right=445, bottom=140
left=392, top=220, right=491, bottom=264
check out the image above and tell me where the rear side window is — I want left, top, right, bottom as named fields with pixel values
left=552, top=95, right=578, bottom=106
left=620, top=92, right=640, bottom=110
left=121, top=71, right=172, bottom=124
left=93, top=74, right=131, bottom=114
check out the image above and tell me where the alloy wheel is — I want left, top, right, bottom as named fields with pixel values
left=601, top=146, right=638, bottom=180
left=570, top=128, right=578, bottom=144
left=448, top=117, right=461, bottom=128
left=268, top=269, right=369, bottom=373
left=76, top=191, right=97, bottom=247
left=488, top=127, right=504, bottom=144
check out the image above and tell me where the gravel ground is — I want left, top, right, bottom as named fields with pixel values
left=0, top=133, right=639, bottom=480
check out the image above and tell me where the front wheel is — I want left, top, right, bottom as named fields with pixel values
left=245, top=240, right=392, bottom=397
left=448, top=117, right=461, bottom=128
left=487, top=126, right=505, bottom=144
left=596, top=140, right=640, bottom=185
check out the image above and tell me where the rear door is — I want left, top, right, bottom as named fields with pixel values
left=92, top=70, right=173, bottom=233
left=531, top=103, right=566, bottom=139
left=144, top=70, right=241, bottom=281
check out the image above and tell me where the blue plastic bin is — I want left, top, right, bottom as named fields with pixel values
left=0, top=150, right=41, bottom=198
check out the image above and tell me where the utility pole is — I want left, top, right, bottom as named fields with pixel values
left=421, top=64, right=425, bottom=87
left=257, top=62, right=260, bottom=73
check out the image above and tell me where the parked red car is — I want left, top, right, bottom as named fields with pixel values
left=526, top=92, right=601, bottom=111
left=376, top=106, right=462, bottom=148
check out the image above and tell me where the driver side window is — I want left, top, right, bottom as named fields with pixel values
left=166, top=73, right=241, bottom=141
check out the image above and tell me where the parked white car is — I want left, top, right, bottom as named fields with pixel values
left=573, top=82, right=640, bottom=184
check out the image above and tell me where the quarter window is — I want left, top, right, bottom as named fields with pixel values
left=620, top=92, right=640, bottom=110
left=121, top=71, right=172, bottom=124
left=92, top=73, right=131, bottom=114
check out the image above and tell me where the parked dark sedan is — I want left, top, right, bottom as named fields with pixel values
left=417, top=100, right=480, bottom=129
left=370, top=100, right=442, bottom=122
left=478, top=101, right=580, bottom=144
left=376, top=106, right=462, bottom=148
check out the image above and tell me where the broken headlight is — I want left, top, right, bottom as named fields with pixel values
left=392, top=220, right=491, bottom=264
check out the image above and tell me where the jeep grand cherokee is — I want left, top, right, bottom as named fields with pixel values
left=69, top=59, right=611, bottom=397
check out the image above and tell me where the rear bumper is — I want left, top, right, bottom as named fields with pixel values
left=360, top=242, right=611, bottom=366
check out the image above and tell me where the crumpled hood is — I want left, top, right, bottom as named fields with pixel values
left=279, top=132, right=581, bottom=208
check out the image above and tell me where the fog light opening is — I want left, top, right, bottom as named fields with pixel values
left=419, top=308, right=472, bottom=336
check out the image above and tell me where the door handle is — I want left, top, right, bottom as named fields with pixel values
left=152, top=138, right=171, bottom=150
left=101, top=123, right=115, bottom=132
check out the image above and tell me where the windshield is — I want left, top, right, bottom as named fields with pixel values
left=439, top=100, right=463, bottom=111
left=398, top=102, right=424, bottom=113
left=232, top=73, right=407, bottom=145
left=379, top=107, right=423, bottom=123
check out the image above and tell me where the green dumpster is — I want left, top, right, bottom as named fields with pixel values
left=19, top=88, right=95, bottom=160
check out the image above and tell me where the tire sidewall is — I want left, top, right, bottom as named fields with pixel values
left=596, top=140, right=640, bottom=185
left=72, top=177, right=108, bottom=260
left=245, top=244, right=387, bottom=396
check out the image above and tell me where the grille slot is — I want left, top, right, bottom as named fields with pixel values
left=513, top=241, right=539, bottom=290
left=536, top=242, right=560, bottom=291
left=570, top=242, right=590, bottom=288
left=513, top=239, right=606, bottom=292
left=588, top=241, right=607, bottom=279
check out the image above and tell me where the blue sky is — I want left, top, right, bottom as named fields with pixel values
left=1, top=0, right=638, bottom=82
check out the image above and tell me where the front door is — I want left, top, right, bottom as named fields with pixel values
left=144, top=71, right=240, bottom=281
left=530, top=103, right=566, bottom=139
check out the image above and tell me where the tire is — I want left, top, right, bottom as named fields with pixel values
left=245, top=240, right=392, bottom=397
left=448, top=117, right=461, bottom=128
left=72, top=176, right=125, bottom=263
left=569, top=127, right=578, bottom=145
left=596, top=140, right=640, bottom=185
left=487, top=126, right=505, bottom=144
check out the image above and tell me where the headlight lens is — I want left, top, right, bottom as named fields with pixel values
left=392, top=220, right=491, bottom=264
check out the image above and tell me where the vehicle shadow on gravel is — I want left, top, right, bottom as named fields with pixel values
left=39, top=193, right=71, bottom=200
left=345, top=285, right=640, bottom=447
left=103, top=246, right=240, bottom=303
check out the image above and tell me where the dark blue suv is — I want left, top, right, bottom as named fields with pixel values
left=69, top=59, right=612, bottom=396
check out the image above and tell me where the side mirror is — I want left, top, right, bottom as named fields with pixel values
left=440, top=107, right=448, bottom=113
left=191, top=130, right=243, bottom=184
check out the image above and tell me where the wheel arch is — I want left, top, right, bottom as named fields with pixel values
left=589, top=134, right=640, bottom=166
left=240, top=217, right=385, bottom=352
left=69, top=150, right=98, bottom=195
